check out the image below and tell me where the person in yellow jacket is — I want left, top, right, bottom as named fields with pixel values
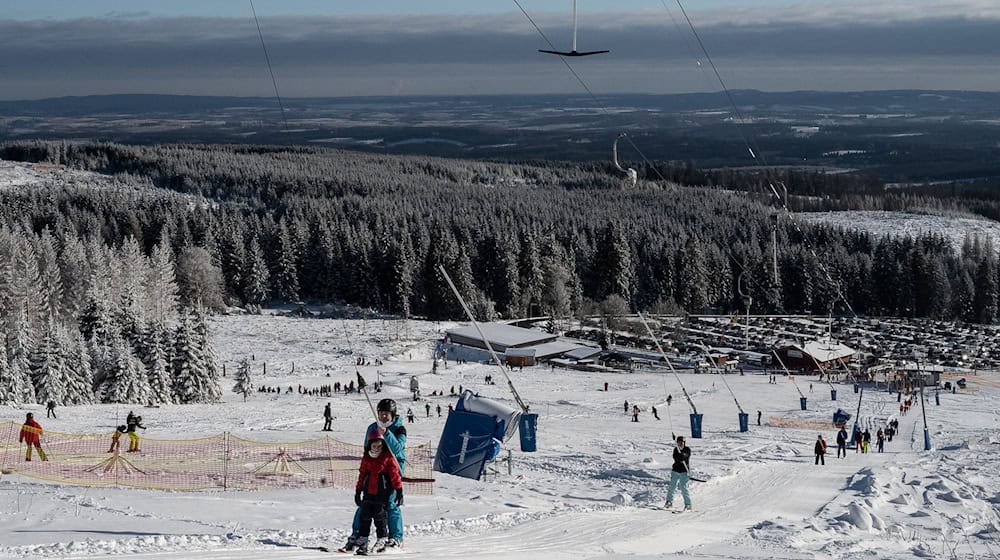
left=126, top=414, right=146, bottom=452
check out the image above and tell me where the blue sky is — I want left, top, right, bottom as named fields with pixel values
left=2, top=1, right=999, bottom=99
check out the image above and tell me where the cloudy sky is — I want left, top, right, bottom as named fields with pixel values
left=3, top=0, right=1000, bottom=100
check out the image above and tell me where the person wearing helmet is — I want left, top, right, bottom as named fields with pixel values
left=343, top=398, right=407, bottom=552
left=19, top=412, right=48, bottom=462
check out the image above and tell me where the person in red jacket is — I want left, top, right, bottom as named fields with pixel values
left=19, top=412, right=48, bottom=462
left=353, top=427, right=403, bottom=555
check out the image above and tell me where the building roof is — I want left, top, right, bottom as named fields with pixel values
left=446, top=323, right=555, bottom=349
left=525, top=341, right=597, bottom=359
left=790, top=340, right=855, bottom=362
left=563, top=346, right=602, bottom=360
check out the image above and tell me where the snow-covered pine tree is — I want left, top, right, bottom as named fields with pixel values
left=191, top=305, right=222, bottom=402
left=243, top=234, right=269, bottom=310
left=173, top=307, right=221, bottom=403
left=29, top=319, right=66, bottom=406
left=147, top=236, right=179, bottom=327
left=0, top=341, right=12, bottom=405
left=7, top=307, right=38, bottom=404
left=62, top=332, right=95, bottom=405
left=272, top=221, right=300, bottom=302
left=35, top=229, right=65, bottom=323
left=99, top=339, right=152, bottom=404
left=142, top=325, right=175, bottom=405
left=57, top=232, right=89, bottom=320
left=232, top=358, right=252, bottom=401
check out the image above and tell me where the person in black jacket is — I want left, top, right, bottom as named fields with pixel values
left=836, top=427, right=848, bottom=458
left=664, top=436, right=692, bottom=510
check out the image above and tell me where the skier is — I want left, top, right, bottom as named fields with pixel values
left=126, top=414, right=146, bottom=452
left=425, top=402, right=431, bottom=417
left=631, top=405, right=640, bottom=422
left=876, top=429, right=885, bottom=453
left=651, top=406, right=660, bottom=420
left=19, top=413, right=47, bottom=462
left=352, top=428, right=403, bottom=555
left=323, top=403, right=333, bottom=431
left=666, top=395, right=672, bottom=406
left=436, top=404, right=442, bottom=417
left=406, top=408, right=415, bottom=424
left=343, top=398, right=407, bottom=552
left=46, top=400, right=57, bottom=419
left=624, top=400, right=629, bottom=414
left=836, top=427, right=848, bottom=458
left=814, top=435, right=827, bottom=465
left=664, top=436, right=692, bottom=511
left=107, top=425, right=127, bottom=453
left=862, top=429, right=871, bottom=453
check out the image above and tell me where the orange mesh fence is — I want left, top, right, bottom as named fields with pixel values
left=767, top=417, right=835, bottom=430
left=0, top=421, right=434, bottom=494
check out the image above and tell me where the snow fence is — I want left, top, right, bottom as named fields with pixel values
left=0, top=421, right=434, bottom=493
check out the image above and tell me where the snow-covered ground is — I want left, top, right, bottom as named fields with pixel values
left=796, top=210, right=1000, bottom=253
left=2, top=313, right=999, bottom=559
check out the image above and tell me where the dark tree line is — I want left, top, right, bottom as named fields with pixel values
left=1, top=140, right=997, bottom=334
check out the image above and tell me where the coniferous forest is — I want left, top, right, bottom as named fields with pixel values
left=0, top=140, right=997, bottom=404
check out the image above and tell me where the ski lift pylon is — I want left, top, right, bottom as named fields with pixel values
left=539, top=0, right=609, bottom=57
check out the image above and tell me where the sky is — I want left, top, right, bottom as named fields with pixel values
left=2, top=1, right=1000, bottom=100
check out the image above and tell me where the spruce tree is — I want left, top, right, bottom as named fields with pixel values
left=29, top=319, right=66, bottom=406
left=232, top=358, right=253, bottom=402
left=62, top=333, right=95, bottom=405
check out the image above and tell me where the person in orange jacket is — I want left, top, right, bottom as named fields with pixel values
left=19, top=412, right=48, bottom=462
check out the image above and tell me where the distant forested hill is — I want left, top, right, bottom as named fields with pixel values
left=0, top=140, right=996, bottom=331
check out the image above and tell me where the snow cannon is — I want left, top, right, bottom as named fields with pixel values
left=433, top=391, right=523, bottom=480
left=832, top=408, right=851, bottom=429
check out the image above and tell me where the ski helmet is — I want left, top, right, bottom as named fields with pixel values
left=377, top=398, right=397, bottom=416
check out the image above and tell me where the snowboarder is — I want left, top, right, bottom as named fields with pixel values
left=126, top=414, right=145, bottom=452
left=836, top=427, right=848, bottom=458
left=664, top=436, right=692, bottom=511
left=343, top=398, right=407, bottom=552
left=46, top=400, right=57, bottom=419
left=323, top=403, right=333, bottom=431
left=814, top=435, right=827, bottom=465
left=351, top=427, right=403, bottom=555
left=19, top=413, right=47, bottom=462
left=107, top=425, right=127, bottom=453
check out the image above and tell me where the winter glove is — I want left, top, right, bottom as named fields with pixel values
left=354, top=490, right=363, bottom=507
left=394, top=488, right=404, bottom=506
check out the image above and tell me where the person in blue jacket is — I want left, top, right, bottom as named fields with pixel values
left=343, top=398, right=407, bottom=551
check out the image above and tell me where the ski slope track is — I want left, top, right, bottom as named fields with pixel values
left=2, top=313, right=999, bottom=559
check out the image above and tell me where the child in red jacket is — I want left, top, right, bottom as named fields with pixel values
left=353, top=427, right=403, bottom=555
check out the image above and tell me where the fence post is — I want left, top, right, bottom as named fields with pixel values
left=223, top=432, right=229, bottom=490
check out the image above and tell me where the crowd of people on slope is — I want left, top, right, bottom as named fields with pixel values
left=816, top=418, right=900, bottom=464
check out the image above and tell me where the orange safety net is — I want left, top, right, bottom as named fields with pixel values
left=0, top=421, right=434, bottom=494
